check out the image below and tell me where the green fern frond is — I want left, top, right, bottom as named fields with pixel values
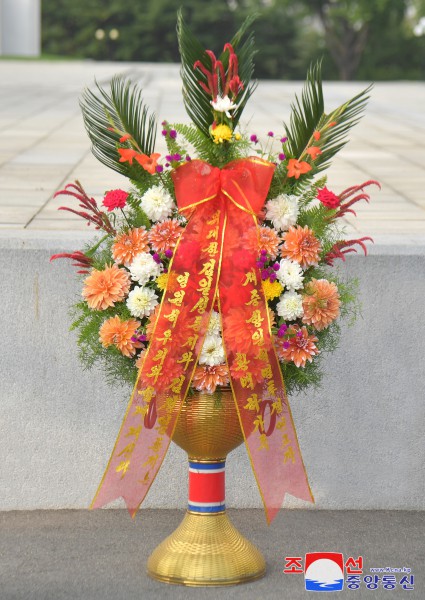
left=177, top=10, right=257, bottom=137
left=80, top=76, right=157, bottom=176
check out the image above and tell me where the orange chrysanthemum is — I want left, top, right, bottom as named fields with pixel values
left=281, top=225, right=321, bottom=268
left=148, top=219, right=183, bottom=253
left=112, top=227, right=149, bottom=266
left=275, top=325, right=319, bottom=368
left=302, top=278, right=340, bottom=330
left=82, top=264, right=130, bottom=310
left=244, top=226, right=280, bottom=259
left=99, top=316, right=141, bottom=358
left=286, top=158, right=312, bottom=179
left=192, top=364, right=230, bottom=394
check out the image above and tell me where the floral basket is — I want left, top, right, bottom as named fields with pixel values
left=51, top=13, right=379, bottom=586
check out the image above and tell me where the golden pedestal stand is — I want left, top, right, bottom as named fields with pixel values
left=147, top=388, right=266, bottom=586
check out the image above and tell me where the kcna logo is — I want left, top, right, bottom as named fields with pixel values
left=304, top=552, right=344, bottom=591
left=284, top=552, right=346, bottom=591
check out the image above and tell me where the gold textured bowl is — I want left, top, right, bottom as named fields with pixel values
left=172, top=387, right=244, bottom=459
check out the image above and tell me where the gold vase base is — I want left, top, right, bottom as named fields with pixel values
left=147, top=510, right=266, bottom=587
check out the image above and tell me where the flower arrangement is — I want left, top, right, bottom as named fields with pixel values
left=51, top=14, right=378, bottom=519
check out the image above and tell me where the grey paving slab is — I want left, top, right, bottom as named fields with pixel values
left=0, top=60, right=424, bottom=238
left=0, top=510, right=422, bottom=600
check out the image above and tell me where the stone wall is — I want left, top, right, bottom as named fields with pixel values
left=1, top=231, right=423, bottom=511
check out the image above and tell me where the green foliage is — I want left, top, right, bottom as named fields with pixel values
left=80, top=76, right=157, bottom=177
left=284, top=62, right=371, bottom=179
left=177, top=11, right=257, bottom=137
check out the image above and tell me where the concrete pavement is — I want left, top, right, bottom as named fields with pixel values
left=0, top=60, right=425, bottom=241
left=0, top=510, right=423, bottom=599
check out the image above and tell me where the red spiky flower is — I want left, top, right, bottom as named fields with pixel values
left=54, top=181, right=116, bottom=235
left=194, top=42, right=244, bottom=102
left=327, top=180, right=380, bottom=220
left=49, top=251, right=93, bottom=274
left=324, top=237, right=374, bottom=266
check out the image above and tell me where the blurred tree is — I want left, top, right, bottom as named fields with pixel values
left=300, top=0, right=425, bottom=80
left=300, top=0, right=392, bottom=80
left=41, top=0, right=425, bottom=80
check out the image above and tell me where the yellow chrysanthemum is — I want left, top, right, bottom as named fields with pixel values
left=212, top=124, right=233, bottom=144
left=156, top=272, right=169, bottom=290
left=263, top=279, right=284, bottom=301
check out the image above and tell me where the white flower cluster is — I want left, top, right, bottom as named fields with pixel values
left=199, top=310, right=225, bottom=366
left=276, top=291, right=304, bottom=321
left=129, top=252, right=162, bottom=285
left=126, top=286, right=158, bottom=318
left=265, top=194, right=298, bottom=231
left=277, top=258, right=304, bottom=290
left=140, top=185, right=175, bottom=222
left=211, top=95, right=238, bottom=118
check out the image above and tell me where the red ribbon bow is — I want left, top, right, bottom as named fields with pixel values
left=92, top=158, right=313, bottom=522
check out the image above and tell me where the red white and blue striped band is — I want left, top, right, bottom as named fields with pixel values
left=188, top=460, right=226, bottom=513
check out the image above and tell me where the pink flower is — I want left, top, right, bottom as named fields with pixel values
left=317, top=187, right=340, bottom=209
left=102, top=189, right=129, bottom=212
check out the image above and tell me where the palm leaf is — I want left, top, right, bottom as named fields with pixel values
left=80, top=76, right=157, bottom=176
left=284, top=62, right=371, bottom=174
left=177, top=10, right=257, bottom=136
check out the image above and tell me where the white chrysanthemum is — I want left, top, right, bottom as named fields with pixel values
left=207, top=310, right=221, bottom=335
left=265, top=194, right=299, bottom=231
left=276, top=291, right=304, bottom=321
left=199, top=334, right=225, bottom=366
left=129, top=252, right=162, bottom=285
left=211, top=95, right=238, bottom=118
left=140, top=185, right=175, bottom=222
left=277, top=258, right=304, bottom=290
left=126, top=286, right=158, bottom=318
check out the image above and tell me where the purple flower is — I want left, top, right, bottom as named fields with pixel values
left=278, top=153, right=286, bottom=161
left=280, top=136, right=288, bottom=143
left=131, top=336, right=138, bottom=342
left=169, top=129, right=177, bottom=139
left=156, top=165, right=163, bottom=173
left=161, top=129, right=168, bottom=137
left=165, top=162, right=170, bottom=168
left=186, top=155, right=192, bottom=161
left=165, top=155, right=172, bottom=162
left=277, top=323, right=288, bottom=338
left=283, top=341, right=290, bottom=349
left=269, top=272, right=277, bottom=282
left=161, top=120, right=167, bottom=126
left=138, top=334, right=147, bottom=342
left=296, top=331, right=303, bottom=338
left=261, top=269, right=269, bottom=280
left=250, top=134, right=258, bottom=143
left=267, top=131, right=274, bottom=137
left=173, top=153, right=182, bottom=161
left=272, top=262, right=280, bottom=271
left=260, top=249, right=268, bottom=256
left=152, top=253, right=161, bottom=264
left=165, top=249, right=173, bottom=258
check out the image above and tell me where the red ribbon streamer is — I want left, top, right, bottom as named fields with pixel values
left=91, top=158, right=313, bottom=522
